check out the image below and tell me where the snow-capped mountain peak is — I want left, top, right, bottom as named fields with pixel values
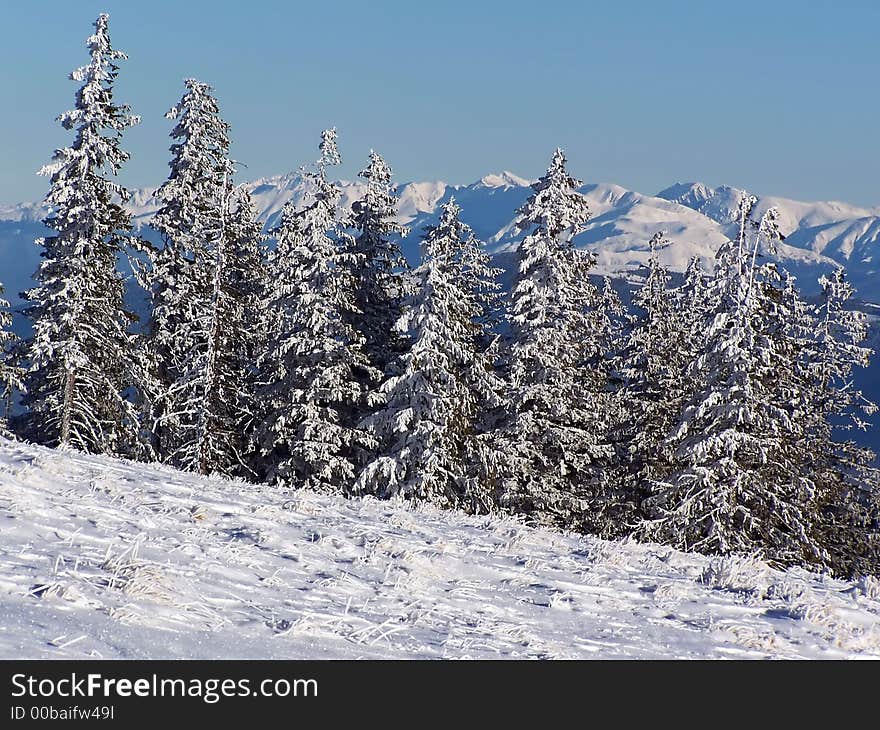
left=656, top=181, right=746, bottom=227
left=476, top=171, right=532, bottom=189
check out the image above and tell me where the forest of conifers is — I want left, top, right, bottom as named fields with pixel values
left=1, top=15, right=877, bottom=578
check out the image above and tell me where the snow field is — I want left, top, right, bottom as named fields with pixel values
left=0, top=437, right=878, bottom=659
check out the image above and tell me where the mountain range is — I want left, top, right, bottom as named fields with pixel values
left=2, top=171, right=878, bottom=452
left=3, top=170, right=879, bottom=298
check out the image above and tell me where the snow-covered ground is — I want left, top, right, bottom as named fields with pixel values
left=0, top=436, right=878, bottom=660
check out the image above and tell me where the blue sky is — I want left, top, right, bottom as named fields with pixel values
left=1, top=0, right=878, bottom=205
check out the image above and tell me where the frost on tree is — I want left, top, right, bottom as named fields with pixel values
left=355, top=199, right=504, bottom=511
left=613, top=236, right=708, bottom=531
left=803, top=269, right=880, bottom=576
left=226, top=185, right=269, bottom=476
left=19, top=14, right=141, bottom=454
left=499, top=148, right=616, bottom=532
left=143, top=79, right=262, bottom=477
left=349, top=150, right=410, bottom=375
left=639, top=196, right=878, bottom=573
left=252, top=129, right=376, bottom=492
left=0, top=283, right=23, bottom=432
left=190, top=183, right=267, bottom=479
left=641, top=199, right=804, bottom=562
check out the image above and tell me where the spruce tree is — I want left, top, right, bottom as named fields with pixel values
left=675, top=255, right=712, bottom=351
left=349, top=151, right=410, bottom=374
left=19, top=14, right=141, bottom=454
left=355, top=199, right=503, bottom=511
left=252, top=129, right=376, bottom=492
left=802, top=269, right=880, bottom=575
left=637, top=198, right=880, bottom=575
left=144, top=79, right=257, bottom=476
left=642, top=198, right=830, bottom=567
left=498, top=148, right=614, bottom=531
left=613, top=236, right=708, bottom=531
left=226, top=186, right=268, bottom=477
left=0, top=284, right=22, bottom=432
left=189, top=183, right=266, bottom=477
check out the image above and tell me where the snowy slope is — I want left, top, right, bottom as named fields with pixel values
left=1, top=436, right=878, bottom=660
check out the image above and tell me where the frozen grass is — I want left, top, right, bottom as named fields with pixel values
left=0, top=436, right=878, bottom=659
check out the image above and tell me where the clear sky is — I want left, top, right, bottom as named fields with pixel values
left=1, top=0, right=878, bottom=206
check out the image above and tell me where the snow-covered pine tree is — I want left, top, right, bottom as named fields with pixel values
left=355, top=199, right=504, bottom=511
left=143, top=79, right=256, bottom=477
left=19, top=14, right=141, bottom=454
left=348, top=151, right=410, bottom=374
left=143, top=78, right=230, bottom=462
left=674, top=255, right=712, bottom=351
left=252, top=129, right=376, bottom=492
left=800, top=269, right=880, bottom=576
left=642, top=198, right=835, bottom=568
left=454, top=206, right=508, bottom=512
left=756, top=261, right=880, bottom=576
left=809, top=269, right=877, bottom=439
left=189, top=182, right=267, bottom=479
left=0, top=284, right=23, bottom=431
left=613, top=233, right=693, bottom=529
left=498, top=148, right=615, bottom=532
left=225, top=185, right=268, bottom=478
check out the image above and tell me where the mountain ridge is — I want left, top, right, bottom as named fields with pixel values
left=2, top=172, right=878, bottom=454
left=2, top=171, right=878, bottom=303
